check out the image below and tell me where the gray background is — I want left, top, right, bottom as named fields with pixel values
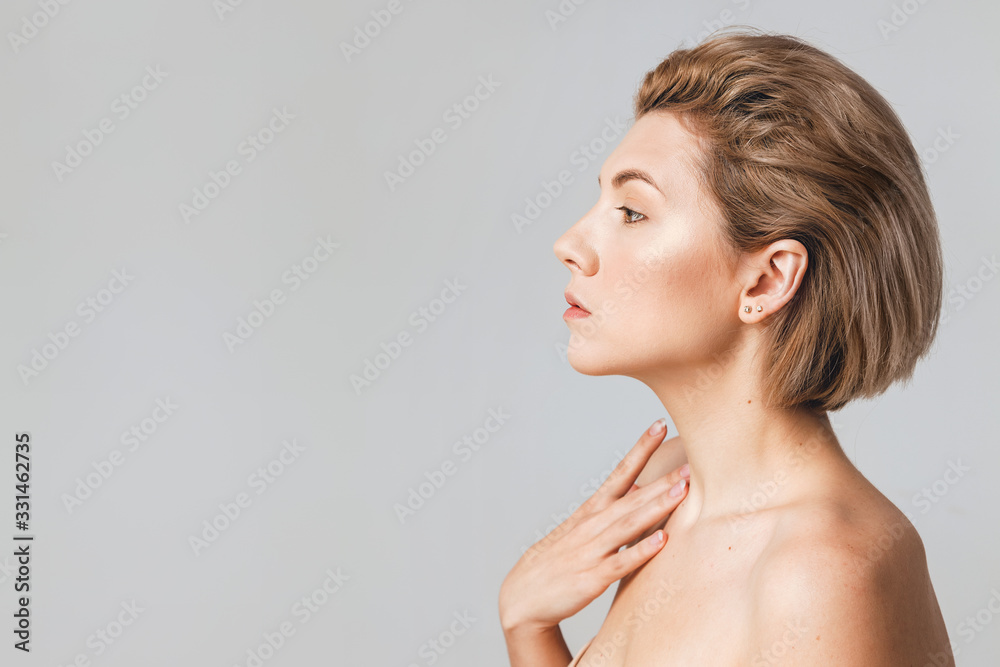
left=0, top=0, right=997, bottom=665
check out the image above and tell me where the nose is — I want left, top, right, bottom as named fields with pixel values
left=553, top=220, right=597, bottom=276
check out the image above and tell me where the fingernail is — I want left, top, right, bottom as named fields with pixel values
left=669, top=478, right=687, bottom=498
left=648, top=419, right=666, bottom=435
left=679, top=463, right=690, bottom=479
left=651, top=530, right=664, bottom=545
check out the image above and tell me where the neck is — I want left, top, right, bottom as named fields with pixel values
left=634, top=346, right=853, bottom=528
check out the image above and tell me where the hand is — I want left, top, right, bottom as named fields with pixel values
left=498, top=419, right=691, bottom=634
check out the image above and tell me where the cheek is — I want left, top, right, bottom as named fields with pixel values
left=612, top=240, right=733, bottom=335
left=565, top=238, right=736, bottom=374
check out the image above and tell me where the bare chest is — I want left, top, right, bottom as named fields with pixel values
left=579, top=526, right=771, bottom=666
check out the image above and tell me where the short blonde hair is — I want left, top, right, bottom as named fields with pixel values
left=634, top=27, right=943, bottom=412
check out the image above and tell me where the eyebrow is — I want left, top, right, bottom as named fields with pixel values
left=597, top=168, right=666, bottom=199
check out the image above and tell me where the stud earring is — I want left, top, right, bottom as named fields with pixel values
left=743, top=306, right=750, bottom=313
left=756, top=305, right=763, bottom=312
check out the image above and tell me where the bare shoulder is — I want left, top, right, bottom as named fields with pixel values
left=634, top=434, right=688, bottom=486
left=745, top=492, right=953, bottom=664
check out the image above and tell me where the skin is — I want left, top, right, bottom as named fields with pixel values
left=499, top=111, right=953, bottom=666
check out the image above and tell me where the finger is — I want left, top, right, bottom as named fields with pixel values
left=594, top=476, right=688, bottom=550
left=616, top=464, right=690, bottom=548
left=588, top=419, right=668, bottom=511
left=594, top=529, right=668, bottom=583
left=572, top=469, right=682, bottom=549
left=597, top=462, right=689, bottom=527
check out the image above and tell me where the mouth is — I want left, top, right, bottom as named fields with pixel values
left=564, top=290, right=591, bottom=319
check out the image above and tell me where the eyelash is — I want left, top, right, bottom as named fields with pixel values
left=616, top=205, right=646, bottom=226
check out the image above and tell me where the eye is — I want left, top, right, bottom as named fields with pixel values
left=616, top=205, right=646, bottom=226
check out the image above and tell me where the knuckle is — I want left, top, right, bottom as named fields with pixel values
left=573, top=513, right=598, bottom=537
left=653, top=477, right=676, bottom=498
left=606, top=461, right=629, bottom=483
left=574, top=570, right=604, bottom=599
left=615, top=452, right=639, bottom=473
left=609, top=552, right=633, bottom=579
left=618, top=512, right=641, bottom=533
left=656, top=492, right=676, bottom=511
left=575, top=496, right=595, bottom=515
left=655, top=472, right=676, bottom=487
left=596, top=563, right=619, bottom=586
left=589, top=558, right=615, bottom=584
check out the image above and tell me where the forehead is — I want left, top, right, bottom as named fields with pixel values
left=600, top=111, right=704, bottom=193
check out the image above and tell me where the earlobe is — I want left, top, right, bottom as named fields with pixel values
left=739, top=240, right=808, bottom=320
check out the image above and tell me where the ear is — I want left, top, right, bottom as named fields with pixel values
left=737, top=239, right=808, bottom=322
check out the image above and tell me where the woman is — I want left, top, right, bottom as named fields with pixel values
left=499, top=28, right=954, bottom=666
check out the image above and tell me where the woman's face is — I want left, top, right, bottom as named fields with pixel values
left=553, top=111, right=744, bottom=381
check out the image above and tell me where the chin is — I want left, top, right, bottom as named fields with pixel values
left=565, top=339, right=635, bottom=376
left=567, top=356, right=613, bottom=376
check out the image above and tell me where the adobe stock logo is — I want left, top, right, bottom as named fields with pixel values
left=383, top=76, right=501, bottom=193
left=393, top=407, right=510, bottom=524
left=55, top=600, right=145, bottom=666
left=188, top=439, right=306, bottom=557
left=222, top=236, right=341, bottom=352
left=51, top=65, right=168, bottom=182
left=62, top=398, right=180, bottom=514
left=351, top=277, right=467, bottom=394
left=406, top=610, right=478, bottom=667
left=17, top=268, right=136, bottom=386
left=179, top=107, right=296, bottom=224
left=511, top=116, right=629, bottom=234
left=877, top=0, right=932, bottom=40
left=8, top=0, right=74, bottom=55
left=213, top=0, right=247, bottom=22
left=340, top=0, right=419, bottom=63
left=939, top=254, right=999, bottom=326
left=231, top=566, right=350, bottom=667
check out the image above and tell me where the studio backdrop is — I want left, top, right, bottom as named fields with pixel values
left=0, top=0, right=997, bottom=665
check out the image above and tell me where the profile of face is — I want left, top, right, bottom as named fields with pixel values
left=553, top=111, right=747, bottom=383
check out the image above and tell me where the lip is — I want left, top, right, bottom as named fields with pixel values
left=564, top=290, right=590, bottom=312
left=564, top=289, right=591, bottom=318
